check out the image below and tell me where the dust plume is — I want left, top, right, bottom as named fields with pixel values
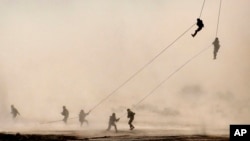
left=0, top=0, right=250, bottom=136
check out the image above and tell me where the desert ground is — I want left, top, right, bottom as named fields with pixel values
left=0, top=129, right=228, bottom=141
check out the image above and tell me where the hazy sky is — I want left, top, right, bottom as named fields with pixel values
left=1, top=0, right=250, bottom=131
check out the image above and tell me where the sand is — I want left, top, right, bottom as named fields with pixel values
left=0, top=129, right=229, bottom=141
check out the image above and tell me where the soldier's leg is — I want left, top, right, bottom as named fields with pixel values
left=63, top=117, right=67, bottom=124
left=107, top=123, right=111, bottom=131
left=84, top=119, right=89, bottom=125
left=114, top=124, right=118, bottom=132
left=128, top=118, right=132, bottom=128
left=130, top=117, right=135, bottom=130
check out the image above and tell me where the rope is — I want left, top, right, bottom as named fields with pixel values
left=122, top=44, right=212, bottom=117
left=216, top=0, right=222, bottom=37
left=89, top=24, right=195, bottom=112
left=199, top=0, right=206, bottom=18
left=40, top=116, right=78, bottom=124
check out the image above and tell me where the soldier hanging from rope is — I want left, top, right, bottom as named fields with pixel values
left=191, top=18, right=204, bottom=37
left=11, top=105, right=20, bottom=119
left=212, top=37, right=220, bottom=59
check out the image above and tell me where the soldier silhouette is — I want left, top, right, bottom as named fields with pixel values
left=192, top=18, right=204, bottom=37
left=11, top=105, right=20, bottom=119
left=79, top=109, right=90, bottom=126
left=127, top=109, right=135, bottom=130
left=61, top=106, right=69, bottom=124
left=107, top=113, right=120, bottom=133
left=213, top=37, right=220, bottom=59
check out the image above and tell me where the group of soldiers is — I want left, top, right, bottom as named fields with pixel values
left=107, top=109, right=135, bottom=133
left=10, top=105, right=135, bottom=133
left=60, top=106, right=90, bottom=126
left=192, top=18, right=221, bottom=59
left=9, top=18, right=221, bottom=134
left=61, top=106, right=135, bottom=132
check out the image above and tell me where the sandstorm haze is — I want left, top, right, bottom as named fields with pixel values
left=1, top=0, right=250, bottom=133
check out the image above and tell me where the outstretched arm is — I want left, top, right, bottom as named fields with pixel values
left=87, top=110, right=91, bottom=115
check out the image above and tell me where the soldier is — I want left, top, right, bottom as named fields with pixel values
left=213, top=37, right=220, bottom=59
left=61, top=106, right=69, bottom=124
left=191, top=18, right=204, bottom=37
left=79, top=109, right=90, bottom=126
left=107, top=113, right=120, bottom=133
left=11, top=105, right=20, bottom=119
left=127, top=109, right=135, bottom=130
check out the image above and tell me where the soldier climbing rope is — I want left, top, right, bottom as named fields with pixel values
left=213, top=0, right=222, bottom=60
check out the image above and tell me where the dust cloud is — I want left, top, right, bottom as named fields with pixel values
left=0, top=0, right=250, bottom=136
